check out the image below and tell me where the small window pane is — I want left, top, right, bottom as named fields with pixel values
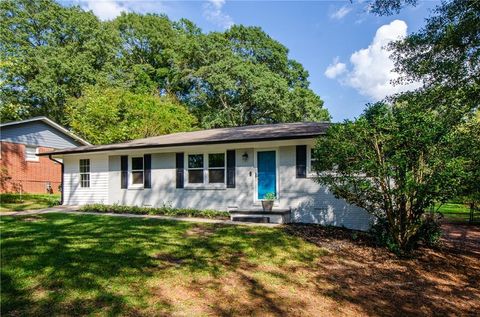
left=188, top=154, right=203, bottom=168
left=80, top=173, right=90, bottom=188
left=132, top=157, right=143, bottom=170
left=208, top=169, right=224, bottom=183
left=80, top=159, right=90, bottom=173
left=188, top=170, right=203, bottom=183
left=208, top=153, right=225, bottom=168
left=132, top=171, right=144, bottom=184
left=25, top=146, right=38, bottom=161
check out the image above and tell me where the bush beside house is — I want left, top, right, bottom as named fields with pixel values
left=80, top=204, right=230, bottom=219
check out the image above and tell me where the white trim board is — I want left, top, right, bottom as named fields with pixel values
left=51, top=138, right=316, bottom=159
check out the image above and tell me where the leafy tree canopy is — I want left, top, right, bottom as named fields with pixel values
left=314, top=0, right=479, bottom=251
left=390, top=0, right=479, bottom=94
left=66, top=86, right=196, bottom=145
left=314, top=96, right=470, bottom=251
left=1, top=0, right=329, bottom=132
left=368, top=0, right=418, bottom=15
left=0, top=0, right=118, bottom=123
left=184, top=26, right=329, bottom=127
left=450, top=110, right=480, bottom=210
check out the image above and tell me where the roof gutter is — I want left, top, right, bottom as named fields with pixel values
left=38, top=133, right=325, bottom=156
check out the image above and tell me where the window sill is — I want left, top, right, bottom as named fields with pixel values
left=128, top=185, right=145, bottom=190
left=184, top=184, right=226, bottom=190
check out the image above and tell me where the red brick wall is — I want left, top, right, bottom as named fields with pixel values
left=0, top=141, right=62, bottom=194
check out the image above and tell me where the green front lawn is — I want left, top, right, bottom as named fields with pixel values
left=435, top=202, right=473, bottom=222
left=0, top=213, right=324, bottom=316
left=0, top=193, right=60, bottom=212
left=2, top=213, right=478, bottom=316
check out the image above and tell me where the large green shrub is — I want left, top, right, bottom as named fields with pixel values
left=370, top=215, right=442, bottom=254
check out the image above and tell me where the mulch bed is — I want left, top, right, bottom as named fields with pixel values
left=284, top=222, right=480, bottom=317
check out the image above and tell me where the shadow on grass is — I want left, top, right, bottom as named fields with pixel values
left=1, top=215, right=165, bottom=316
left=5, top=214, right=477, bottom=316
left=0, top=214, right=317, bottom=316
left=285, top=223, right=480, bottom=317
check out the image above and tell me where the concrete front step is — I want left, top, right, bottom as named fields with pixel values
left=229, top=208, right=291, bottom=224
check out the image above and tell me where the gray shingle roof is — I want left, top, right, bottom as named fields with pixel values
left=39, top=122, right=330, bottom=156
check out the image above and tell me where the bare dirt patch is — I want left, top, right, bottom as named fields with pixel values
left=183, top=224, right=219, bottom=237
left=148, top=267, right=363, bottom=316
left=144, top=225, right=480, bottom=316
left=146, top=224, right=479, bottom=316
left=152, top=253, right=186, bottom=266
left=19, top=215, right=44, bottom=222
left=285, top=223, right=480, bottom=316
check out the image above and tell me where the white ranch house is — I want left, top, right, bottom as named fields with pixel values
left=41, top=122, right=373, bottom=230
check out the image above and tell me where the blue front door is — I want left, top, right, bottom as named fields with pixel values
left=257, top=151, right=276, bottom=200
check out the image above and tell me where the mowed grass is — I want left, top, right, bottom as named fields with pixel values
left=0, top=213, right=326, bottom=317
left=436, top=203, right=474, bottom=222
left=2, top=213, right=479, bottom=316
left=0, top=194, right=60, bottom=212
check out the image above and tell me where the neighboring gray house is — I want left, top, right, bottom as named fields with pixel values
left=0, top=117, right=90, bottom=194
left=0, top=117, right=90, bottom=149
left=40, top=122, right=373, bottom=230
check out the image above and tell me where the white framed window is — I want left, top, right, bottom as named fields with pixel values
left=131, top=157, right=144, bottom=186
left=186, top=152, right=226, bottom=185
left=25, top=145, right=39, bottom=161
left=79, top=159, right=90, bottom=188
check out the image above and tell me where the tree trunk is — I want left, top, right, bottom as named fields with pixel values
left=470, top=202, right=474, bottom=223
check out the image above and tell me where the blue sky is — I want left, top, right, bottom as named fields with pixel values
left=64, top=0, right=440, bottom=122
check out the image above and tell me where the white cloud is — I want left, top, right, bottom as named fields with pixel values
left=77, top=0, right=168, bottom=21
left=325, top=57, right=347, bottom=79
left=330, top=6, right=352, bottom=20
left=80, top=0, right=127, bottom=20
left=346, top=20, right=421, bottom=100
left=327, top=20, right=421, bottom=101
left=203, top=0, right=234, bottom=29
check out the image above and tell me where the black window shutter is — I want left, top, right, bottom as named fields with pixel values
left=175, top=153, right=184, bottom=188
left=144, top=154, right=151, bottom=188
left=121, top=155, right=128, bottom=188
left=296, top=145, right=307, bottom=178
left=226, top=150, right=236, bottom=188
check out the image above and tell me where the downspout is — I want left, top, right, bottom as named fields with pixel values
left=49, top=155, right=64, bottom=205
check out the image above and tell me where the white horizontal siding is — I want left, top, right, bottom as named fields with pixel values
left=63, top=154, right=108, bottom=205
left=278, top=146, right=374, bottom=231
left=62, top=142, right=374, bottom=231
left=108, top=150, right=255, bottom=210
